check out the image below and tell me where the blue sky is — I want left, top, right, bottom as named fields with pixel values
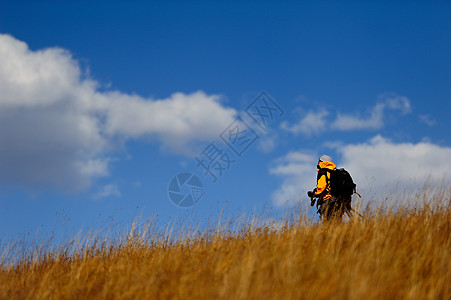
left=0, top=1, right=450, bottom=241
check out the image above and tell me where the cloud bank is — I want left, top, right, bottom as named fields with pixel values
left=280, top=109, right=329, bottom=136
left=281, top=94, right=412, bottom=136
left=0, top=34, right=236, bottom=191
left=331, top=94, right=411, bottom=131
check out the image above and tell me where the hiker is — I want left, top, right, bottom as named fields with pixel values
left=307, top=155, right=352, bottom=221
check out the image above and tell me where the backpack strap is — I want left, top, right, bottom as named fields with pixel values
left=317, top=168, right=332, bottom=198
left=317, top=168, right=331, bottom=186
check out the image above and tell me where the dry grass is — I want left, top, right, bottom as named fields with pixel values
left=0, top=191, right=450, bottom=300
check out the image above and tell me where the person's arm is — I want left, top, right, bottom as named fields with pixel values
left=307, top=172, right=327, bottom=197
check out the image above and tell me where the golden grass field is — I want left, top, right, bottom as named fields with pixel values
left=0, top=189, right=450, bottom=300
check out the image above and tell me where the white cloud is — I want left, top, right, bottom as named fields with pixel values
left=384, top=94, right=411, bottom=114
left=337, top=135, right=451, bottom=192
left=418, top=114, right=436, bottom=126
left=269, top=151, right=318, bottom=206
left=270, top=136, right=451, bottom=208
left=93, top=184, right=121, bottom=199
left=281, top=94, right=411, bottom=136
left=256, top=131, right=278, bottom=153
left=280, top=109, right=329, bottom=136
left=332, top=103, right=385, bottom=130
left=99, top=91, right=235, bottom=152
left=0, top=34, right=236, bottom=191
left=331, top=94, right=411, bottom=131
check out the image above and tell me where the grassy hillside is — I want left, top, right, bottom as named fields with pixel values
left=0, top=192, right=450, bottom=299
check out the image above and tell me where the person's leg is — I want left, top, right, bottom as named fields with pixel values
left=320, top=198, right=335, bottom=221
left=328, top=197, right=343, bottom=220
left=319, top=200, right=329, bottom=220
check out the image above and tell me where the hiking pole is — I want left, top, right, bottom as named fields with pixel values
left=345, top=209, right=353, bottom=219
left=310, top=196, right=316, bottom=207
left=350, top=207, right=366, bottom=220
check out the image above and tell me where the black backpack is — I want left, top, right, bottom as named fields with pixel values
left=318, top=168, right=356, bottom=198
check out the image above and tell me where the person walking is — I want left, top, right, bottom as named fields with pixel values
left=307, top=155, right=350, bottom=220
